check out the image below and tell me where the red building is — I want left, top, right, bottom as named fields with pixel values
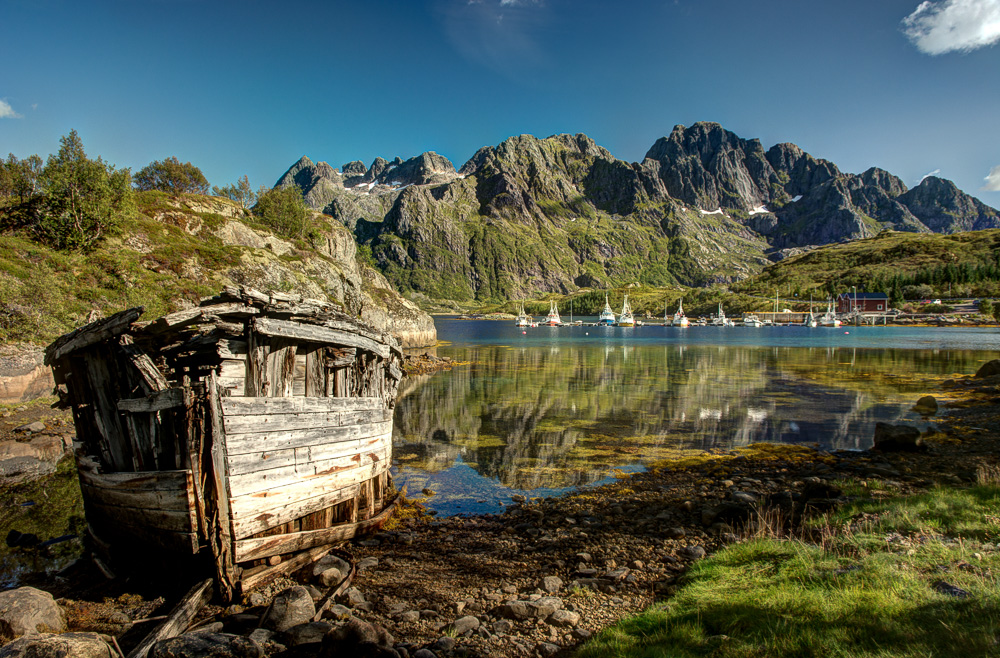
left=837, top=292, right=889, bottom=313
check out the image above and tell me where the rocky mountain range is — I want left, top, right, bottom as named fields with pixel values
left=276, top=122, right=1000, bottom=302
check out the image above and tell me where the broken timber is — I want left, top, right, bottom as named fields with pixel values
left=45, top=287, right=403, bottom=601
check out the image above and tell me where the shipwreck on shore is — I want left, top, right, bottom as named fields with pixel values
left=44, top=286, right=403, bottom=600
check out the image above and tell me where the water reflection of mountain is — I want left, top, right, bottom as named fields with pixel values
left=393, top=345, right=975, bottom=490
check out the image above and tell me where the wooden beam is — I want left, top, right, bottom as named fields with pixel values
left=118, top=388, right=187, bottom=413
left=252, top=318, right=390, bottom=359
left=220, top=396, right=382, bottom=416
left=239, top=545, right=330, bottom=594
left=45, top=307, right=144, bottom=365
left=125, top=579, right=212, bottom=658
left=206, top=371, right=236, bottom=601
left=234, top=494, right=398, bottom=562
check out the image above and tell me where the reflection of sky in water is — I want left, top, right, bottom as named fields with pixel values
left=394, top=320, right=998, bottom=515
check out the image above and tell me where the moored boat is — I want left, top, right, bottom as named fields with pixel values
left=618, top=295, right=635, bottom=327
left=670, top=298, right=689, bottom=328
left=743, top=313, right=763, bottom=327
left=711, top=302, right=734, bottom=327
left=820, top=301, right=841, bottom=327
left=598, top=294, right=616, bottom=326
left=515, top=303, right=531, bottom=327
left=545, top=301, right=562, bottom=326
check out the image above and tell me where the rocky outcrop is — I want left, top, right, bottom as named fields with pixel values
left=0, top=345, right=52, bottom=404
left=277, top=123, right=1000, bottom=302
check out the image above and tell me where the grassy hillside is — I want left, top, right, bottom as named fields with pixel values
left=0, top=191, right=413, bottom=344
left=737, top=229, right=1000, bottom=299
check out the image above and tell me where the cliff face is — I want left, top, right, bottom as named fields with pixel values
left=278, top=122, right=1000, bottom=302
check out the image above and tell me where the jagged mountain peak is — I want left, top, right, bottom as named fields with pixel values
left=275, top=123, right=1000, bottom=303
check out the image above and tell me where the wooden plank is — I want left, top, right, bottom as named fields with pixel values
left=206, top=371, right=237, bottom=601
left=118, top=388, right=187, bottom=413
left=185, top=387, right=209, bottom=541
left=117, top=336, right=169, bottom=393
left=145, top=303, right=259, bottom=335
left=230, top=484, right=360, bottom=539
left=221, top=407, right=388, bottom=435
left=234, top=495, right=399, bottom=562
left=85, top=498, right=195, bottom=534
left=126, top=579, right=213, bottom=658
left=244, top=330, right=268, bottom=398
left=253, top=318, right=390, bottom=359
left=267, top=341, right=296, bottom=398
left=304, top=349, right=325, bottom=397
left=225, top=420, right=392, bottom=456
left=221, top=396, right=383, bottom=415
left=239, top=545, right=330, bottom=594
left=88, top=512, right=199, bottom=554
left=78, top=469, right=191, bottom=491
left=217, top=360, right=245, bottom=397
left=45, top=307, right=144, bottom=364
left=82, top=351, right=134, bottom=472
left=324, top=347, right=356, bottom=369
left=218, top=340, right=248, bottom=360
left=80, top=482, right=191, bottom=511
left=226, top=445, right=390, bottom=498
left=226, top=432, right=390, bottom=477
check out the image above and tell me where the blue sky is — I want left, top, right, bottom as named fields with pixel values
left=2, top=0, right=999, bottom=204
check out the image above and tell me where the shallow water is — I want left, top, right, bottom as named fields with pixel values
left=392, top=319, right=1000, bottom=515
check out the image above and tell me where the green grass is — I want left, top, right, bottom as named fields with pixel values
left=577, top=485, right=1000, bottom=658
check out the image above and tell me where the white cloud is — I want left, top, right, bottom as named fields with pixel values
left=920, top=168, right=941, bottom=183
left=983, top=165, right=1000, bottom=191
left=902, top=0, right=1000, bottom=54
left=0, top=99, right=22, bottom=119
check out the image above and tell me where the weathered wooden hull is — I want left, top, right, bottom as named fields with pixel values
left=47, top=286, right=404, bottom=600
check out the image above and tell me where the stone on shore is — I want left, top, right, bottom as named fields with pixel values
left=872, top=423, right=923, bottom=452
left=0, top=587, right=67, bottom=639
left=913, top=396, right=938, bottom=415
left=974, top=359, right=1000, bottom=378
left=149, top=632, right=263, bottom=658
left=0, top=632, right=114, bottom=658
left=260, top=587, right=316, bottom=633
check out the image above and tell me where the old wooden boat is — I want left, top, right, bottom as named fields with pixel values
left=44, top=286, right=403, bottom=600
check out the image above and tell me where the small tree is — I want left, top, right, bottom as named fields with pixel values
left=253, top=185, right=309, bottom=240
left=979, top=298, right=993, bottom=320
left=36, top=130, right=135, bottom=251
left=135, top=156, right=209, bottom=194
left=212, top=175, right=255, bottom=210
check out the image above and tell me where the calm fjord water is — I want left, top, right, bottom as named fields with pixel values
left=392, top=318, right=1000, bottom=515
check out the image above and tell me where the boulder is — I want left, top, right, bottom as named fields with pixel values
left=443, top=615, right=479, bottom=635
left=260, top=587, right=316, bottom=633
left=0, top=632, right=114, bottom=658
left=975, top=359, right=1000, bottom=378
left=540, top=575, right=563, bottom=593
left=0, top=587, right=67, bottom=639
left=320, top=618, right=394, bottom=657
left=872, top=423, right=923, bottom=452
left=149, top=632, right=263, bottom=658
left=282, top=621, right=333, bottom=646
left=912, top=396, right=938, bottom=414
left=546, top=609, right=581, bottom=628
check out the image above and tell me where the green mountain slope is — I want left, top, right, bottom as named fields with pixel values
left=0, top=192, right=436, bottom=347
left=278, top=123, right=1000, bottom=304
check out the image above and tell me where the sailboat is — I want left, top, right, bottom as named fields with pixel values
left=545, top=300, right=562, bottom=326
left=711, top=302, right=734, bottom=326
left=515, top=302, right=531, bottom=327
left=819, top=300, right=841, bottom=327
left=670, top=298, right=689, bottom=327
left=598, top=294, right=616, bottom=326
left=617, top=295, right=635, bottom=327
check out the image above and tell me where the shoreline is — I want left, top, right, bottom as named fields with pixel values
left=2, top=365, right=999, bottom=657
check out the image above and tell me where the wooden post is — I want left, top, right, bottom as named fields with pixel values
left=206, top=371, right=236, bottom=600
left=125, top=579, right=212, bottom=658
